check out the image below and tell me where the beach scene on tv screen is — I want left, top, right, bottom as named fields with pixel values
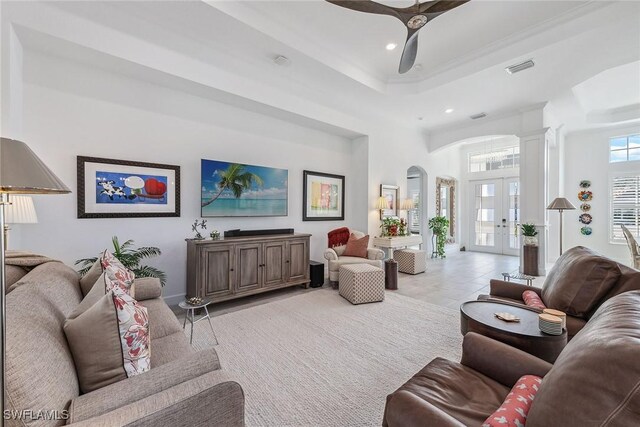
left=201, top=159, right=288, bottom=217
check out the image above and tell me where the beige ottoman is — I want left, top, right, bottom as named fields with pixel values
left=394, top=249, right=426, bottom=274
left=339, top=264, right=385, bottom=305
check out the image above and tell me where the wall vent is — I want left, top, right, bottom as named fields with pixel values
left=505, top=59, right=535, bottom=74
left=470, top=112, right=487, bottom=120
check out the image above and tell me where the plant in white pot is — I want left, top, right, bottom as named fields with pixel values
left=521, top=223, right=538, bottom=246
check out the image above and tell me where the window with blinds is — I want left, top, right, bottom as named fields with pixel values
left=611, top=174, right=640, bottom=242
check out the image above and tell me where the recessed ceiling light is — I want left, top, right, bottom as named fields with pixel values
left=413, top=64, right=423, bottom=72
left=445, top=108, right=454, bottom=114
left=386, top=43, right=397, bottom=51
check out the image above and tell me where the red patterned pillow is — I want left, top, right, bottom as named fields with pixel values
left=101, top=250, right=135, bottom=295
left=483, top=375, right=542, bottom=427
left=523, top=290, right=546, bottom=310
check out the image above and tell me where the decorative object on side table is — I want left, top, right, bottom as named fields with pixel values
left=547, top=197, right=576, bottom=255
left=302, top=170, right=345, bottom=221
left=380, top=216, right=402, bottom=237
left=494, top=312, right=520, bottom=322
left=428, top=215, right=449, bottom=258
left=520, top=222, right=538, bottom=246
left=379, top=184, right=399, bottom=219
left=209, top=229, right=220, bottom=240
left=75, top=236, right=166, bottom=286
left=77, top=156, right=180, bottom=218
left=3, top=195, right=38, bottom=250
left=0, top=137, right=72, bottom=422
left=538, top=313, right=563, bottom=335
left=191, top=219, right=207, bottom=239
left=186, top=296, right=203, bottom=305
left=201, top=159, right=287, bottom=217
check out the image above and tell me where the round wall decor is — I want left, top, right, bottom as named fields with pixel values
left=580, top=203, right=591, bottom=212
left=578, top=190, right=593, bottom=202
left=580, top=226, right=593, bottom=236
left=579, top=213, right=592, bottom=224
left=579, top=180, right=591, bottom=188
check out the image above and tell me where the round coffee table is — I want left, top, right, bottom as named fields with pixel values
left=460, top=301, right=567, bottom=363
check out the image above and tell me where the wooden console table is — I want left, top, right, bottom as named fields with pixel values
left=372, top=235, right=423, bottom=258
left=186, top=233, right=311, bottom=303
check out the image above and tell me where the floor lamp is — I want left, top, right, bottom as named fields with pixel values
left=0, top=138, right=70, bottom=423
left=547, top=197, right=576, bottom=255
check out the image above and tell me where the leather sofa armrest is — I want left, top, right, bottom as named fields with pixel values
left=384, top=390, right=465, bottom=427
left=133, top=277, right=162, bottom=301
left=367, top=248, right=385, bottom=261
left=68, top=370, right=244, bottom=427
left=460, top=332, right=552, bottom=388
left=68, top=348, right=221, bottom=423
left=324, top=248, right=338, bottom=261
left=490, top=279, right=542, bottom=301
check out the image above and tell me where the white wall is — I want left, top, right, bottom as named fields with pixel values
left=15, top=50, right=359, bottom=304
left=563, top=123, right=640, bottom=265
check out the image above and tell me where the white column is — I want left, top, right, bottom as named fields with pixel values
left=518, top=128, right=550, bottom=275
left=1, top=23, right=24, bottom=138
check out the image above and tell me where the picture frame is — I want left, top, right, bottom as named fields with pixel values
left=77, top=156, right=180, bottom=218
left=380, top=184, right=399, bottom=219
left=201, top=159, right=288, bottom=217
left=303, top=170, right=345, bottom=221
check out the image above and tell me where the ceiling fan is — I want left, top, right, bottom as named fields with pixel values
left=326, top=0, right=469, bottom=74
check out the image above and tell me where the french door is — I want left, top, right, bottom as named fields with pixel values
left=469, top=177, right=520, bottom=256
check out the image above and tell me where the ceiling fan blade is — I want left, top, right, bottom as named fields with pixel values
left=325, top=1, right=402, bottom=21
left=399, top=30, right=420, bottom=74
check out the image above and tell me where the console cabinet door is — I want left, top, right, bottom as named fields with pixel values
left=263, top=242, right=287, bottom=287
left=236, top=243, right=262, bottom=292
left=201, top=245, right=234, bottom=298
left=287, top=239, right=309, bottom=282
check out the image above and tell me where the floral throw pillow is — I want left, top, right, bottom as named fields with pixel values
left=523, top=290, right=546, bottom=310
left=101, top=250, right=135, bottom=295
left=483, top=375, right=542, bottom=427
left=112, top=286, right=150, bottom=377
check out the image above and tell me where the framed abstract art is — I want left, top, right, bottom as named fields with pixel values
left=380, top=184, right=399, bottom=219
left=77, top=156, right=180, bottom=218
left=302, top=170, right=345, bottom=221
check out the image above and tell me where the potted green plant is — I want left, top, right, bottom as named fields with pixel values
left=428, top=216, right=450, bottom=258
left=75, top=236, right=167, bottom=286
left=521, top=223, right=538, bottom=246
left=380, top=217, right=401, bottom=237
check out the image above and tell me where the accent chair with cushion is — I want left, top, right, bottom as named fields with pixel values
left=383, top=290, right=640, bottom=426
left=5, top=261, right=244, bottom=427
left=324, top=228, right=384, bottom=284
left=480, top=245, right=640, bottom=339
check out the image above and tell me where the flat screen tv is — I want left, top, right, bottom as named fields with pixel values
left=201, top=159, right=288, bottom=217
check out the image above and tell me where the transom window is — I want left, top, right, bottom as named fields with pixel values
left=611, top=174, right=640, bottom=242
left=468, top=146, right=520, bottom=173
left=610, top=134, right=640, bottom=163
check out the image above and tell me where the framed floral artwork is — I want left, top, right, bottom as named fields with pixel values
left=302, top=170, right=345, bottom=221
left=380, top=184, right=399, bottom=219
left=77, top=156, right=180, bottom=218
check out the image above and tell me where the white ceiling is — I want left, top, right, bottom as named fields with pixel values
left=4, top=0, right=640, bottom=137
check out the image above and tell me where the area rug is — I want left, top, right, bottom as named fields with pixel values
left=189, top=289, right=462, bottom=427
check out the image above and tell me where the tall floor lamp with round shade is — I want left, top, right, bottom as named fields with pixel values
left=0, top=138, right=71, bottom=423
left=547, top=197, right=576, bottom=255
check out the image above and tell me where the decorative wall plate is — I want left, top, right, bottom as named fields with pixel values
left=579, top=180, right=591, bottom=188
left=579, top=213, right=592, bottom=224
left=580, top=203, right=591, bottom=212
left=580, top=226, right=593, bottom=236
left=578, top=190, right=593, bottom=202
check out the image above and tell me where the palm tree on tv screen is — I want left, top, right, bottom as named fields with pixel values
left=201, top=163, right=264, bottom=208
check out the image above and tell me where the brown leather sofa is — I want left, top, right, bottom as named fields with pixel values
left=480, top=246, right=640, bottom=339
left=383, top=290, right=640, bottom=426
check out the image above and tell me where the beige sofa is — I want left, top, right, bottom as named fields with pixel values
left=323, top=230, right=384, bottom=283
left=5, top=261, right=244, bottom=427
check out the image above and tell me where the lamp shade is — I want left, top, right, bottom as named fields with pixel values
left=547, top=197, right=576, bottom=210
left=0, top=138, right=71, bottom=194
left=375, top=196, right=388, bottom=210
left=5, top=196, right=38, bottom=224
left=401, top=198, right=415, bottom=210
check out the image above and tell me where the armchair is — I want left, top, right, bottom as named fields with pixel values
left=621, top=224, right=640, bottom=269
left=324, top=229, right=384, bottom=284
left=480, top=246, right=640, bottom=339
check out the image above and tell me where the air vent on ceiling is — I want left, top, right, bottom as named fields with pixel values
left=273, top=55, right=291, bottom=66
left=505, top=59, right=535, bottom=75
left=470, top=112, right=487, bottom=120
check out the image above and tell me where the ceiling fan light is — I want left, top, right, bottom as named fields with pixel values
left=445, top=108, right=454, bottom=114
left=386, top=43, right=397, bottom=51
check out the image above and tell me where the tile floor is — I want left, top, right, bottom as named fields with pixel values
left=175, top=249, right=545, bottom=319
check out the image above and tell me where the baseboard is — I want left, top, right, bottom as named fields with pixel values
left=163, top=293, right=186, bottom=307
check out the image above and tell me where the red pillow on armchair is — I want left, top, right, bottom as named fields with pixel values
left=342, top=234, right=369, bottom=258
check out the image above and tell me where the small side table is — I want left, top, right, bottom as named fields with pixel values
left=179, top=299, right=218, bottom=346
left=385, top=260, right=398, bottom=290
left=501, top=272, right=535, bottom=286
